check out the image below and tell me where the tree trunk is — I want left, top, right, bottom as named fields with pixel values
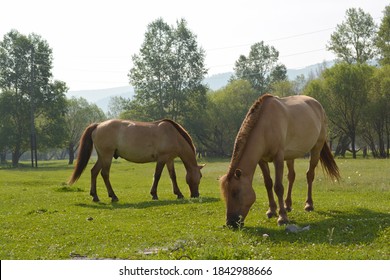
left=12, top=151, right=20, bottom=167
left=351, top=134, right=357, bottom=159
left=68, top=143, right=75, bottom=165
left=0, top=151, right=6, bottom=164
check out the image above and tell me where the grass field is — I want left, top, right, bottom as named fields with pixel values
left=0, top=157, right=389, bottom=260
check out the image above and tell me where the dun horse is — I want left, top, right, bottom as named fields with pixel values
left=220, top=94, right=340, bottom=227
left=68, top=119, right=204, bottom=202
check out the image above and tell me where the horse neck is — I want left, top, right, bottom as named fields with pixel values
left=232, top=126, right=265, bottom=180
left=178, top=143, right=198, bottom=172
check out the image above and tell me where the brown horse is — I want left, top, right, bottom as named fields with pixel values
left=68, top=119, right=204, bottom=202
left=220, top=94, right=340, bottom=227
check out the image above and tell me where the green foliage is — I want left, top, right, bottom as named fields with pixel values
left=0, top=30, right=68, bottom=166
left=65, top=97, right=106, bottom=164
left=128, top=18, right=207, bottom=122
left=363, top=65, right=390, bottom=157
left=305, top=63, right=375, bottom=158
left=196, top=80, right=258, bottom=156
left=327, top=8, right=377, bottom=64
left=233, top=41, right=287, bottom=93
left=376, top=5, right=390, bottom=65
left=0, top=158, right=389, bottom=259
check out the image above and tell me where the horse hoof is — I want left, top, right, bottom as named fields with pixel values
left=277, top=217, right=289, bottom=226
left=304, top=204, right=314, bottom=212
left=92, top=197, right=100, bottom=202
left=177, top=195, right=184, bottom=199
left=285, top=206, right=292, bottom=212
left=152, top=196, right=158, bottom=200
left=266, top=210, right=277, bottom=218
left=111, top=197, right=119, bottom=203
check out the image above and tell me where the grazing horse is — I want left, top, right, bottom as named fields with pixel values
left=68, top=119, right=204, bottom=202
left=220, top=94, right=340, bottom=227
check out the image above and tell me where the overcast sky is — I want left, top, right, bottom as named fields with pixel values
left=1, top=0, right=389, bottom=91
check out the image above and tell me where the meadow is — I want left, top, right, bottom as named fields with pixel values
left=0, top=157, right=389, bottom=260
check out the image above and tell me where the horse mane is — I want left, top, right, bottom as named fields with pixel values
left=159, top=119, right=196, bottom=154
left=226, top=94, right=274, bottom=179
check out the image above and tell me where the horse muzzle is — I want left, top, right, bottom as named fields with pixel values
left=190, top=190, right=200, bottom=198
left=226, top=214, right=244, bottom=229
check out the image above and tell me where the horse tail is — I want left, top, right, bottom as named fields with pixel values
left=68, top=123, right=99, bottom=185
left=319, top=141, right=341, bottom=181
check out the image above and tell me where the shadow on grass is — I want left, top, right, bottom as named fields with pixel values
left=75, top=196, right=220, bottom=210
left=243, top=208, right=390, bottom=246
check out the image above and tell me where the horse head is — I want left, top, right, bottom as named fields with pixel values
left=220, top=169, right=256, bottom=228
left=186, top=164, right=205, bottom=198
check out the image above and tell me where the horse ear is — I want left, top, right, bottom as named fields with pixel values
left=234, top=169, right=242, bottom=179
left=198, top=164, right=206, bottom=170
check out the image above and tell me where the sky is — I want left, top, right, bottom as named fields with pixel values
left=1, top=0, right=389, bottom=91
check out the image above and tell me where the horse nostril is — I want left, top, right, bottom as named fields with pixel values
left=226, top=216, right=244, bottom=229
left=191, top=191, right=199, bottom=198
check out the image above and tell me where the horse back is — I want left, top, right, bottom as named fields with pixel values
left=260, top=95, right=327, bottom=160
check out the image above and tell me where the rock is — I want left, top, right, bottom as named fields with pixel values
left=285, top=224, right=310, bottom=233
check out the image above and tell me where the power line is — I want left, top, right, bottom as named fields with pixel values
left=206, top=27, right=335, bottom=52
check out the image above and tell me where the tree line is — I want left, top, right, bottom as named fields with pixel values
left=1, top=6, right=389, bottom=167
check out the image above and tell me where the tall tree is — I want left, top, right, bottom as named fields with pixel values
left=233, top=41, right=287, bottom=93
left=363, top=65, right=390, bottom=157
left=327, top=8, right=377, bottom=64
left=376, top=5, right=390, bottom=65
left=65, top=97, right=106, bottom=164
left=203, top=79, right=258, bottom=156
left=0, top=30, right=67, bottom=166
left=305, top=63, right=374, bottom=158
left=128, top=18, right=207, bottom=122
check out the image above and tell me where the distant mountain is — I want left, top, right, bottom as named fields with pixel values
left=204, top=72, right=233, bottom=90
left=66, top=61, right=333, bottom=113
left=203, top=61, right=334, bottom=91
left=66, top=86, right=134, bottom=113
left=286, top=61, right=334, bottom=79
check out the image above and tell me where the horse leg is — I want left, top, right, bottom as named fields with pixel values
left=100, top=159, right=118, bottom=202
left=305, top=148, right=321, bottom=211
left=150, top=161, right=165, bottom=200
left=273, top=154, right=288, bottom=225
left=285, top=159, right=295, bottom=212
left=166, top=160, right=184, bottom=199
left=259, top=161, right=276, bottom=218
left=90, top=160, right=102, bottom=202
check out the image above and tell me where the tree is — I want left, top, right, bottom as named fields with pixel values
left=107, top=96, right=131, bottom=119
left=65, top=97, right=106, bottom=164
left=202, top=80, right=258, bottom=156
left=233, top=41, right=287, bottom=93
left=270, top=80, right=296, bottom=97
left=0, top=30, right=67, bottom=166
left=0, top=90, right=30, bottom=165
left=270, top=74, right=307, bottom=97
left=327, top=8, right=377, bottom=64
left=376, top=5, right=390, bottom=65
left=128, top=18, right=207, bottom=122
left=305, top=63, right=374, bottom=158
left=363, top=65, right=390, bottom=157
left=35, top=80, right=68, bottom=151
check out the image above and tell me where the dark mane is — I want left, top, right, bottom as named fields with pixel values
left=226, top=94, right=274, bottom=179
left=159, top=119, right=196, bottom=154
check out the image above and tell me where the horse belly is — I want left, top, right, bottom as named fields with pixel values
left=117, top=132, right=178, bottom=163
left=115, top=138, right=159, bottom=163
left=119, top=148, right=158, bottom=163
left=284, top=126, right=321, bottom=160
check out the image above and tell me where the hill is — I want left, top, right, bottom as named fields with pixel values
left=66, top=61, right=331, bottom=112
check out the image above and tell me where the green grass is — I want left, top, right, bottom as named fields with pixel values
left=0, top=157, right=389, bottom=260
